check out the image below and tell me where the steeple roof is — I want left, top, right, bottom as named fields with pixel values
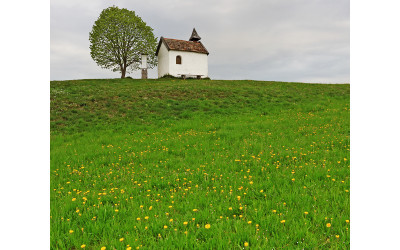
left=189, top=28, right=201, bottom=41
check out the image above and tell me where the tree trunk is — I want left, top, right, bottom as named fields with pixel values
left=121, top=68, right=126, bottom=78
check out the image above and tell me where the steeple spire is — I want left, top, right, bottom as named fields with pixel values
left=189, top=28, right=201, bottom=42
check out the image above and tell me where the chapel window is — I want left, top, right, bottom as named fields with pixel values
left=176, top=55, right=182, bottom=64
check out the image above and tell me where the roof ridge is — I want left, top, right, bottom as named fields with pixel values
left=164, top=37, right=191, bottom=42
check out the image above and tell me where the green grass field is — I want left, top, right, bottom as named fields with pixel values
left=50, top=79, right=350, bottom=249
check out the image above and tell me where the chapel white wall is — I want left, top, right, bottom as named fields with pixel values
left=157, top=43, right=169, bottom=78
left=168, top=50, right=208, bottom=78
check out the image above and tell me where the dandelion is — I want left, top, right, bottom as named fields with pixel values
left=149, top=206, right=153, bottom=210
left=280, top=220, right=285, bottom=223
left=291, top=178, right=295, bottom=181
left=101, top=247, right=106, bottom=250
left=346, top=220, right=350, bottom=223
left=336, top=235, right=340, bottom=239
left=136, top=217, right=140, bottom=221
left=72, top=198, right=76, bottom=201
left=193, top=209, right=198, bottom=212
left=163, top=225, right=168, bottom=229
left=248, top=221, right=252, bottom=224
left=272, top=210, right=277, bottom=213
left=244, top=242, right=249, bottom=247
left=183, top=221, right=188, bottom=225
left=144, top=216, right=149, bottom=220
left=229, top=207, right=232, bottom=210
left=205, top=224, right=211, bottom=229
left=120, top=238, right=124, bottom=242
left=81, top=245, right=86, bottom=248
left=304, top=211, right=309, bottom=215
left=326, top=223, right=331, bottom=228
left=169, top=219, right=173, bottom=222
left=115, top=209, right=119, bottom=212
left=237, top=196, right=241, bottom=200
left=69, top=230, right=74, bottom=234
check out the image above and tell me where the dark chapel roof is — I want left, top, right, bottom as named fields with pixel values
left=155, top=29, right=209, bottom=56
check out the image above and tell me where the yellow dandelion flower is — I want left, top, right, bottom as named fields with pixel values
left=304, top=211, right=309, bottom=215
left=272, top=210, right=277, bottom=213
left=244, top=242, right=249, bottom=247
left=336, top=235, right=340, bottom=239
left=115, top=209, right=119, bottom=212
left=144, top=216, right=149, bottom=220
left=72, top=198, right=76, bottom=201
left=205, top=224, right=211, bottom=229
left=193, top=209, right=198, bottom=212
left=346, top=220, right=350, bottom=223
left=248, top=221, right=252, bottom=224
left=237, top=196, right=241, bottom=200
left=69, top=230, right=74, bottom=234
left=149, top=206, right=153, bottom=210
left=291, top=178, right=295, bottom=181
left=163, top=225, right=168, bottom=229
left=119, top=238, right=124, bottom=242
left=169, top=219, right=173, bottom=222
left=183, top=221, right=188, bottom=225
left=229, top=207, right=232, bottom=210
left=280, top=220, right=285, bottom=223
left=81, top=245, right=86, bottom=248
left=326, top=223, right=331, bottom=228
left=101, top=247, right=106, bottom=250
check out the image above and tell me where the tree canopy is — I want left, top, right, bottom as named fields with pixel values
left=89, top=6, right=157, bottom=78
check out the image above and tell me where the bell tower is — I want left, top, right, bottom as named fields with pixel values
left=189, top=28, right=201, bottom=42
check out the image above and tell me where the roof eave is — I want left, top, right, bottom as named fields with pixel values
left=155, top=37, right=171, bottom=56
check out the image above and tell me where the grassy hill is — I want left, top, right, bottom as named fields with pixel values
left=50, top=79, right=350, bottom=249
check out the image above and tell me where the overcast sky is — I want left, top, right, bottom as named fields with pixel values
left=51, top=0, right=349, bottom=83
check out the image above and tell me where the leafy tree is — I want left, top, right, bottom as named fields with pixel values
left=89, top=6, right=157, bottom=78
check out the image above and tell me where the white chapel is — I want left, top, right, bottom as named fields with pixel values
left=156, top=28, right=209, bottom=79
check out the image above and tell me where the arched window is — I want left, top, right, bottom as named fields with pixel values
left=176, top=55, right=182, bottom=64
